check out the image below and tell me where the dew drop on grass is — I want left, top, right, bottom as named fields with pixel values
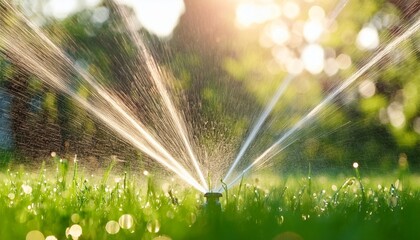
left=277, top=215, right=284, bottom=225
left=71, top=213, right=80, bottom=223
left=188, top=213, right=196, bottom=225
left=153, top=236, right=172, bottom=240
left=68, top=224, right=82, bottom=239
left=119, top=214, right=134, bottom=229
left=8, top=193, right=15, bottom=200
left=166, top=211, right=175, bottom=219
left=353, top=162, right=359, bottom=169
left=389, top=196, right=398, bottom=207
left=105, top=220, right=120, bottom=234
left=26, top=230, right=44, bottom=240
left=147, top=219, right=161, bottom=233
left=22, top=184, right=33, bottom=194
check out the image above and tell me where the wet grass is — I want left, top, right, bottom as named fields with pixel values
left=1, top=158, right=420, bottom=240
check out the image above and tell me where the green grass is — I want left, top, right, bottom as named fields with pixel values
left=1, top=159, right=420, bottom=240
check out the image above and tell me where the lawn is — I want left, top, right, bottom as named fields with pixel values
left=1, top=159, right=420, bottom=240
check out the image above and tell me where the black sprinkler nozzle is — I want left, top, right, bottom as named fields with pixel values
left=203, top=192, right=222, bottom=213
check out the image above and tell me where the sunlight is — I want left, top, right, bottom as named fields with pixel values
left=41, top=0, right=101, bottom=19
left=303, top=20, right=324, bottom=42
left=235, top=1, right=280, bottom=28
left=282, top=1, right=300, bottom=19
left=116, top=0, right=185, bottom=37
left=308, top=5, right=325, bottom=20
left=43, top=0, right=79, bottom=19
left=301, top=44, right=325, bottom=74
left=269, top=21, right=290, bottom=44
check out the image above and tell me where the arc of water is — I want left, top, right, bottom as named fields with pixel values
left=326, top=0, right=350, bottom=27
left=0, top=3, right=206, bottom=193
left=225, top=16, right=420, bottom=190
left=220, top=75, right=294, bottom=186
left=1, top=43, right=206, bottom=192
left=219, top=0, right=352, bottom=190
left=225, top=141, right=295, bottom=190
left=116, top=3, right=209, bottom=191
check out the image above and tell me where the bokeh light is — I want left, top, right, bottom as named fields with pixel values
left=269, top=21, right=290, bottom=45
left=324, top=58, right=339, bottom=76
left=118, top=214, right=134, bottom=229
left=116, top=0, right=185, bottom=37
left=147, top=219, right=161, bottom=233
left=301, top=44, right=325, bottom=74
left=357, top=25, right=380, bottom=50
left=236, top=2, right=281, bottom=28
left=26, top=231, right=44, bottom=240
left=45, top=236, right=58, bottom=240
left=282, top=1, right=300, bottom=19
left=336, top=54, right=352, bottom=70
left=303, top=20, right=324, bottom=42
left=105, top=220, right=120, bottom=234
left=358, top=80, right=376, bottom=98
left=68, top=224, right=82, bottom=239
left=387, top=102, right=405, bottom=128
left=413, top=118, right=420, bottom=134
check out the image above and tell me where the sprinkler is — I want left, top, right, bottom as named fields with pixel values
left=203, top=192, right=222, bottom=226
left=203, top=192, right=222, bottom=214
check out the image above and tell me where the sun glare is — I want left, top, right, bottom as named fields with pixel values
left=303, top=20, right=324, bottom=42
left=116, top=0, right=185, bottom=38
left=235, top=1, right=344, bottom=76
left=302, top=44, right=325, bottom=74
left=43, top=0, right=79, bottom=19
left=235, top=2, right=280, bottom=28
left=269, top=21, right=290, bottom=44
left=282, top=1, right=300, bottom=19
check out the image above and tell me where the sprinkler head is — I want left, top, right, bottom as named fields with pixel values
left=204, top=192, right=222, bottom=203
left=203, top=192, right=222, bottom=213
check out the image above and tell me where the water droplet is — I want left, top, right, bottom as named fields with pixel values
left=119, top=214, right=134, bottom=229
left=147, top=219, right=161, bottom=233
left=69, top=224, right=82, bottom=238
left=26, top=230, right=44, bottom=240
left=71, top=213, right=80, bottom=223
left=105, top=220, right=120, bottom=234
left=8, top=193, right=15, bottom=200
left=153, top=236, right=172, bottom=240
left=353, top=162, right=359, bottom=169
left=22, top=184, right=33, bottom=194
left=389, top=196, right=398, bottom=207
left=166, top=211, right=175, bottom=219
left=45, top=236, right=57, bottom=240
left=188, top=213, right=196, bottom=225
left=277, top=215, right=284, bottom=225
